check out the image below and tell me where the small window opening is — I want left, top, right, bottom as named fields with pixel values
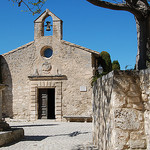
left=44, top=48, right=53, bottom=58
left=41, top=48, right=53, bottom=58
left=44, top=16, right=53, bottom=36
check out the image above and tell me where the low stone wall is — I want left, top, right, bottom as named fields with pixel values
left=93, top=69, right=150, bottom=150
left=0, top=128, right=24, bottom=147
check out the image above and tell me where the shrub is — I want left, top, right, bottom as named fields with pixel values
left=112, top=60, right=120, bottom=70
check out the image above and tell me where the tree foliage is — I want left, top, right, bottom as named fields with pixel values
left=87, top=0, right=150, bottom=70
left=9, top=0, right=46, bottom=15
left=112, top=60, right=120, bottom=70
left=91, top=51, right=120, bottom=86
left=100, top=51, right=112, bottom=73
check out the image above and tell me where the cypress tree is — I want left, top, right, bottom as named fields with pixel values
left=100, top=51, right=112, bottom=74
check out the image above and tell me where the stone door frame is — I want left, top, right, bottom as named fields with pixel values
left=29, top=80, right=62, bottom=121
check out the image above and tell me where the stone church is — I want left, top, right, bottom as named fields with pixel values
left=0, top=9, right=100, bottom=121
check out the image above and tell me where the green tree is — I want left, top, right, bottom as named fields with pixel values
left=112, top=60, right=120, bottom=70
left=100, top=51, right=112, bottom=74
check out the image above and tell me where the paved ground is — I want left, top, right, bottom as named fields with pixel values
left=0, top=120, right=97, bottom=150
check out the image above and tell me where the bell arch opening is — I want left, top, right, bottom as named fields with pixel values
left=44, top=16, right=53, bottom=36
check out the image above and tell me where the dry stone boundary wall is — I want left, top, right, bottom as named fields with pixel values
left=93, top=69, right=150, bottom=150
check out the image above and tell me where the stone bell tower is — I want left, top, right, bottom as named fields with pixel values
left=34, top=9, right=63, bottom=40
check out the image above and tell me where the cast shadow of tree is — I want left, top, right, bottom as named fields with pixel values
left=93, top=74, right=113, bottom=150
left=3, top=130, right=90, bottom=147
left=23, top=131, right=89, bottom=141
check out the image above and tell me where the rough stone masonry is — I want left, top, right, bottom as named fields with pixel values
left=0, top=9, right=100, bottom=121
left=93, top=69, right=150, bottom=150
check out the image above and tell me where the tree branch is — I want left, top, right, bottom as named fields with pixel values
left=21, top=1, right=35, bottom=14
left=86, top=0, right=144, bottom=18
left=87, top=0, right=128, bottom=10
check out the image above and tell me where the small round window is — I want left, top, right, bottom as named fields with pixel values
left=43, top=48, right=53, bottom=58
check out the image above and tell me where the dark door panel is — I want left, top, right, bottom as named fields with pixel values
left=38, top=88, right=55, bottom=119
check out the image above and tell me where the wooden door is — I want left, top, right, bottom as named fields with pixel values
left=38, top=89, right=48, bottom=119
left=38, top=88, right=55, bottom=119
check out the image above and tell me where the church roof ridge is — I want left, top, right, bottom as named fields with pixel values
left=61, top=40, right=100, bottom=55
left=2, top=41, right=34, bottom=56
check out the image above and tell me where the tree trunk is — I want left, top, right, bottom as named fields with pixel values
left=135, top=15, right=150, bottom=70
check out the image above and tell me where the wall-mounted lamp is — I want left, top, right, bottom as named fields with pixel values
left=98, top=65, right=103, bottom=74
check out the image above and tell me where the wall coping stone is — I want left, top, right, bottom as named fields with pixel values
left=100, top=70, right=140, bottom=82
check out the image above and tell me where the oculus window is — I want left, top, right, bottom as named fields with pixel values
left=41, top=48, right=53, bottom=58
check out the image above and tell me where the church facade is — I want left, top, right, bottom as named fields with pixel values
left=1, top=9, right=100, bottom=121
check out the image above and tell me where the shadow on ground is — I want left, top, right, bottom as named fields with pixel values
left=10, top=124, right=59, bottom=128
left=23, top=131, right=90, bottom=141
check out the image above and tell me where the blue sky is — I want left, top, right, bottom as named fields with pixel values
left=0, top=0, right=137, bottom=69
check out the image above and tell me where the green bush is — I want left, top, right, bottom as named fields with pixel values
left=100, top=51, right=112, bottom=74
left=91, top=52, right=121, bottom=86
left=112, top=60, right=120, bottom=70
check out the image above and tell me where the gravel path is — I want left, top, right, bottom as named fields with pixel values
left=0, top=120, right=96, bottom=150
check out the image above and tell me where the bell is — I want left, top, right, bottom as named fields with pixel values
left=45, top=21, right=51, bottom=31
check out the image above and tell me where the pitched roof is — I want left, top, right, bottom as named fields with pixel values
left=2, top=41, right=34, bottom=56
left=61, top=40, right=100, bottom=55
left=2, top=40, right=100, bottom=57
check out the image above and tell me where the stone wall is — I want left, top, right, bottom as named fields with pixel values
left=139, top=69, right=150, bottom=150
left=1, top=37, right=95, bottom=120
left=93, top=69, right=150, bottom=150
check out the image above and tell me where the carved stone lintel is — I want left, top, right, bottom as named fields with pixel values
left=28, top=75, right=67, bottom=81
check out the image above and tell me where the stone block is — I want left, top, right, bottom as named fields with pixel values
left=130, top=139, right=146, bottom=149
left=0, top=128, right=24, bottom=147
left=30, top=88, right=36, bottom=92
left=112, top=128, right=129, bottom=150
left=111, top=92, right=126, bottom=108
left=130, top=84, right=140, bottom=92
left=113, top=76, right=130, bottom=92
left=133, top=103, right=143, bottom=110
left=31, top=95, right=36, bottom=100
left=127, top=97, right=141, bottom=103
left=56, top=103, right=62, bottom=107
left=142, top=93, right=148, bottom=102
left=55, top=111, right=61, bottom=115
left=144, top=102, right=150, bottom=111
left=127, top=91, right=140, bottom=97
left=130, top=131, right=145, bottom=140
left=114, top=108, right=141, bottom=130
